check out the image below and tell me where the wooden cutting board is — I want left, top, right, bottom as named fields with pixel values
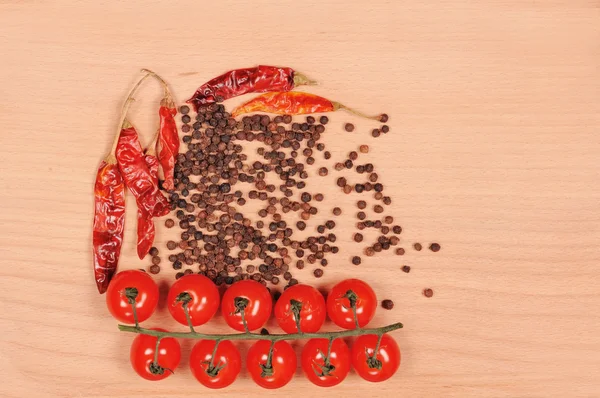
left=1, top=1, right=599, bottom=397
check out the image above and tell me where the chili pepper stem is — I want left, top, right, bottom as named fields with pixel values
left=332, top=102, right=383, bottom=121
left=141, top=68, right=174, bottom=107
left=118, top=322, right=403, bottom=341
left=293, top=72, right=318, bottom=86
left=145, top=130, right=160, bottom=157
left=105, top=71, right=152, bottom=164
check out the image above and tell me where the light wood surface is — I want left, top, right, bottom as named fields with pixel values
left=1, top=1, right=599, bottom=397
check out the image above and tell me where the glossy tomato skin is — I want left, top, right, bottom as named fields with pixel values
left=190, top=340, right=241, bottom=389
left=221, top=280, right=272, bottom=332
left=106, top=270, right=159, bottom=324
left=130, top=328, right=181, bottom=381
left=274, top=284, right=326, bottom=333
left=167, top=274, right=219, bottom=326
left=351, top=334, right=400, bottom=382
left=301, top=338, right=350, bottom=387
left=326, top=279, right=377, bottom=329
left=247, top=340, right=297, bottom=389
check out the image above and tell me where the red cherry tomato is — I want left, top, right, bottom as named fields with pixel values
left=221, top=280, right=272, bottom=332
left=189, top=340, right=241, bottom=389
left=351, top=334, right=400, bottom=382
left=326, top=279, right=377, bottom=329
left=247, top=340, right=297, bottom=389
left=274, top=284, right=326, bottom=333
left=301, top=338, right=350, bottom=387
left=130, top=328, right=181, bottom=381
left=106, top=270, right=159, bottom=324
left=167, top=274, right=219, bottom=327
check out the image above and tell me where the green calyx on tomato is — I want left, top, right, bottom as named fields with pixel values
left=233, top=296, right=250, bottom=313
left=289, top=299, right=303, bottom=332
left=124, top=287, right=139, bottom=304
left=149, top=361, right=172, bottom=375
left=175, top=291, right=193, bottom=306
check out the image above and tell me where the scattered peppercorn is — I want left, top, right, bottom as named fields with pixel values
left=381, top=299, right=394, bottom=310
left=352, top=256, right=362, bottom=265
left=354, top=233, right=363, bottom=242
left=313, top=269, right=324, bottom=278
left=429, top=243, right=441, bottom=252
left=164, top=219, right=175, bottom=228
left=413, top=243, right=422, bottom=251
left=401, top=265, right=410, bottom=273
left=359, top=145, right=369, bottom=153
left=344, top=123, right=354, bottom=132
left=423, top=288, right=433, bottom=298
left=149, top=265, right=160, bottom=274
left=332, top=207, right=342, bottom=216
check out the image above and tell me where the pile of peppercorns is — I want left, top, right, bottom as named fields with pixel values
left=147, top=101, right=440, bottom=296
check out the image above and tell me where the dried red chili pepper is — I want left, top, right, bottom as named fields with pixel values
left=116, top=120, right=170, bottom=218
left=136, top=134, right=160, bottom=259
left=231, top=91, right=387, bottom=121
left=186, top=65, right=316, bottom=111
left=93, top=160, right=125, bottom=294
left=93, top=71, right=152, bottom=293
left=142, top=69, right=179, bottom=191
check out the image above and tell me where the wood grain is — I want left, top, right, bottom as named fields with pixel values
left=1, top=1, right=599, bottom=397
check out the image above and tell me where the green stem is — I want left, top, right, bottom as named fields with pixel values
left=324, top=337, right=334, bottom=366
left=366, top=333, right=385, bottom=370
left=153, top=337, right=161, bottom=364
left=208, top=340, right=220, bottom=369
left=234, top=297, right=251, bottom=333
left=261, top=340, right=276, bottom=377
left=183, top=303, right=195, bottom=333
left=124, top=287, right=140, bottom=329
left=118, top=322, right=403, bottom=341
left=290, top=299, right=303, bottom=334
left=175, top=291, right=195, bottom=333
left=343, top=289, right=361, bottom=330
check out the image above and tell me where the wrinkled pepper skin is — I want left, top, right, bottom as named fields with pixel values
left=93, top=161, right=125, bottom=294
left=187, top=65, right=304, bottom=110
left=116, top=122, right=170, bottom=218
left=157, top=104, right=178, bottom=191
left=232, top=92, right=335, bottom=117
left=136, top=153, right=159, bottom=259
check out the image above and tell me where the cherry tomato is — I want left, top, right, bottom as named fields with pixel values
left=190, top=340, right=241, bottom=389
left=326, top=279, right=377, bottom=329
left=351, top=334, right=400, bottom=382
left=106, top=270, right=159, bottom=324
left=167, top=274, right=219, bottom=327
left=274, top=284, right=326, bottom=333
left=301, top=338, right=350, bottom=387
left=221, top=280, right=272, bottom=332
left=130, top=328, right=181, bottom=381
left=247, top=340, right=297, bottom=389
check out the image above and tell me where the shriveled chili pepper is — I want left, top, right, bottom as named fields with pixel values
left=116, top=120, right=171, bottom=218
left=231, top=91, right=387, bottom=121
left=93, top=160, right=125, bottom=294
left=186, top=65, right=316, bottom=111
left=136, top=133, right=160, bottom=259
left=93, top=71, right=152, bottom=293
left=142, top=69, right=179, bottom=191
